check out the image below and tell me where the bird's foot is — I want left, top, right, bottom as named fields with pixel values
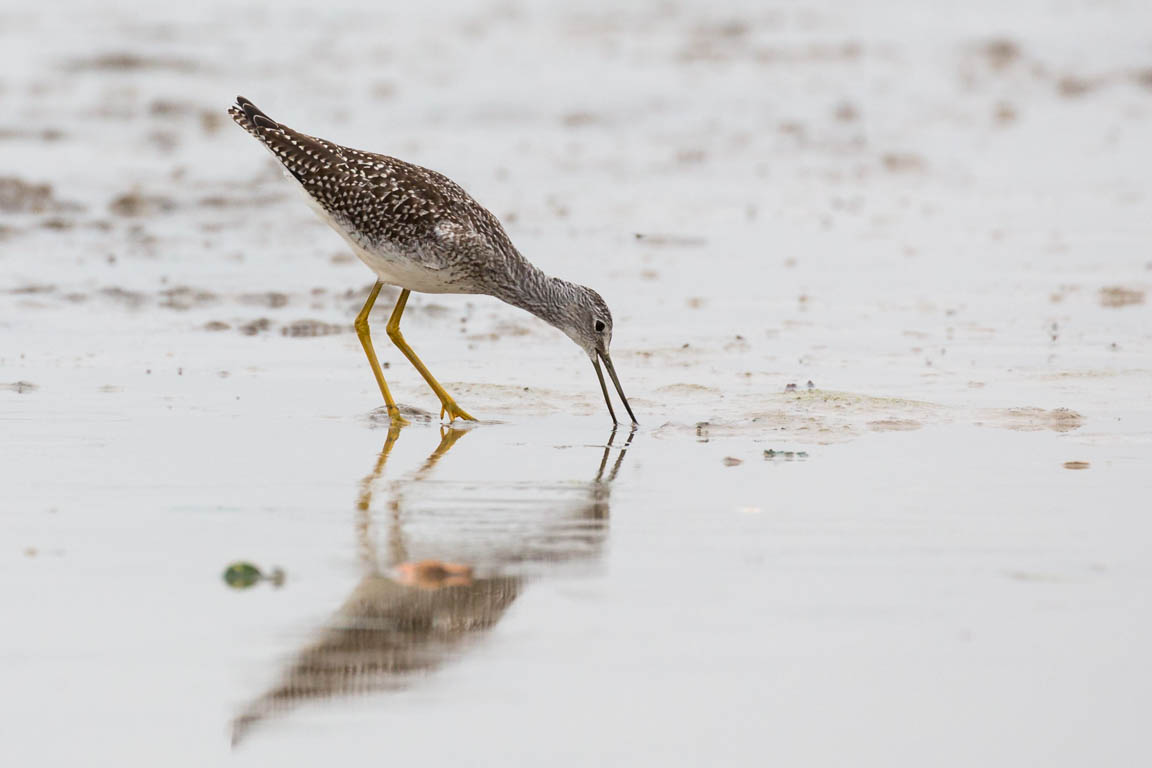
left=439, top=399, right=476, bottom=423
left=386, top=405, right=412, bottom=427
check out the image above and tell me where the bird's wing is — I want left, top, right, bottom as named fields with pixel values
left=228, top=96, right=459, bottom=262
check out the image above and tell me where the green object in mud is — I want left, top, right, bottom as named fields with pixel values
left=223, top=562, right=263, bottom=588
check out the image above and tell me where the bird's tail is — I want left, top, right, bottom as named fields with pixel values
left=226, top=96, right=346, bottom=181
left=227, top=95, right=280, bottom=138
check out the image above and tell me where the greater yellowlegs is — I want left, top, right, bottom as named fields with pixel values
left=228, top=96, right=636, bottom=425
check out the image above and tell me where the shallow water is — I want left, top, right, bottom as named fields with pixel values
left=3, top=0, right=1152, bottom=764
left=3, top=402, right=1150, bottom=765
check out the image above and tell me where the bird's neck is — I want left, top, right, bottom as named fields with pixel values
left=491, top=262, right=576, bottom=331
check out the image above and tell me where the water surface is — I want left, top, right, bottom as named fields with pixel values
left=3, top=404, right=1147, bottom=765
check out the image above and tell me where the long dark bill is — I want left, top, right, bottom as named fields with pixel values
left=592, top=357, right=618, bottom=424
left=599, top=351, right=638, bottom=425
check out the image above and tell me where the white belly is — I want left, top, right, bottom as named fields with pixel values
left=341, top=228, right=463, bottom=294
left=290, top=170, right=469, bottom=294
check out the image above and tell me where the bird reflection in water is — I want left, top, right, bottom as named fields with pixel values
left=232, top=424, right=632, bottom=745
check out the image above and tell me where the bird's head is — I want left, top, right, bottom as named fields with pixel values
left=552, top=285, right=637, bottom=425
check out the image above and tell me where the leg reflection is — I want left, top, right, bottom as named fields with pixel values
left=232, top=424, right=517, bottom=746
left=231, top=425, right=632, bottom=746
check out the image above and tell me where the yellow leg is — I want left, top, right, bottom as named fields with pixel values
left=386, top=424, right=471, bottom=567
left=422, top=425, right=469, bottom=469
left=355, top=421, right=403, bottom=571
left=355, top=281, right=409, bottom=426
left=385, top=289, right=477, bottom=422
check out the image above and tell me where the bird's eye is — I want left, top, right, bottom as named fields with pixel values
left=594, top=320, right=606, bottom=333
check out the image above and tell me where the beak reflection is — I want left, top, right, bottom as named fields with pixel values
left=232, top=422, right=633, bottom=747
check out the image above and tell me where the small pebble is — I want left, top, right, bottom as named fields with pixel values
left=722, top=456, right=743, bottom=466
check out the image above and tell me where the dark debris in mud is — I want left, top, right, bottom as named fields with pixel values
left=0, top=127, right=65, bottom=142
left=281, top=319, right=348, bottom=338
left=239, top=291, right=290, bottom=309
left=0, top=176, right=83, bottom=214
left=65, top=52, right=198, bottom=73
left=99, top=286, right=147, bottom=309
left=8, top=284, right=57, bottom=295
left=1099, top=286, right=1145, bottom=308
left=238, top=318, right=272, bottom=336
left=109, top=190, right=177, bottom=217
left=764, top=449, right=809, bottom=461
left=160, top=286, right=219, bottom=310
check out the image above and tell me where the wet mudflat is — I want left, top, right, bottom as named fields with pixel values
left=2, top=0, right=1152, bottom=765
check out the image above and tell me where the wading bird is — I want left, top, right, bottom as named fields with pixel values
left=228, top=97, right=636, bottom=425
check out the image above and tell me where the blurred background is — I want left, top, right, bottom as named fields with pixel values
left=3, top=0, right=1149, bottom=414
